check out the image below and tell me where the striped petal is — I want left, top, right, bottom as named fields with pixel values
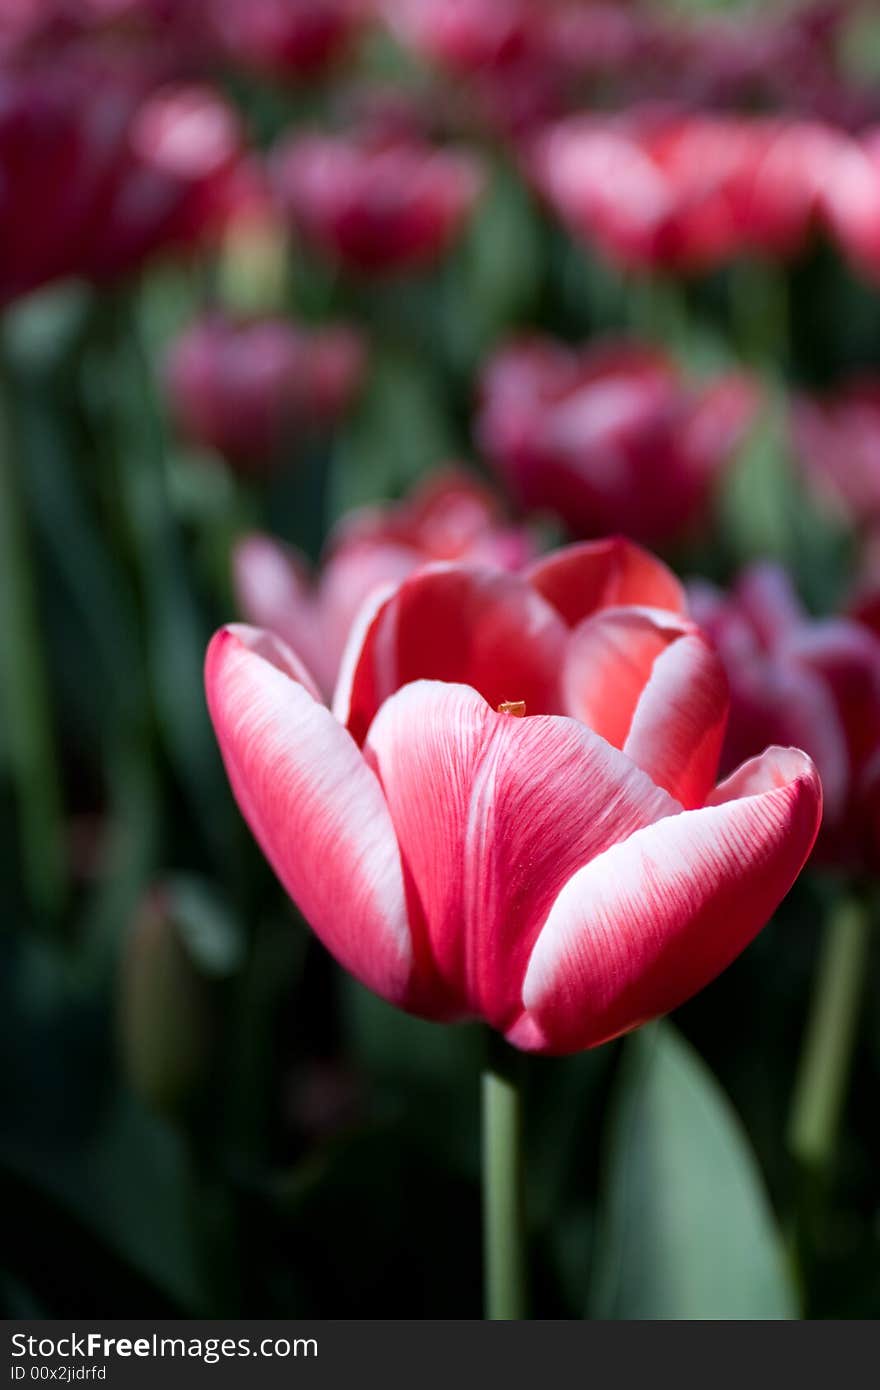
left=364, top=681, right=678, bottom=1031
left=527, top=537, right=686, bottom=628
left=335, top=564, right=568, bottom=745
left=564, top=607, right=729, bottom=805
left=205, top=625, right=413, bottom=1004
left=518, top=747, right=821, bottom=1054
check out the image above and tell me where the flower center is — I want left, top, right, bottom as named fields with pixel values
left=497, top=700, right=527, bottom=718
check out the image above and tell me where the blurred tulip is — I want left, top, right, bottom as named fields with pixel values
left=793, top=378, right=880, bottom=527
left=690, top=563, right=880, bottom=869
left=530, top=110, right=836, bottom=275
left=164, top=312, right=364, bottom=470
left=382, top=0, right=540, bottom=73
left=118, top=885, right=214, bottom=1115
left=206, top=539, right=821, bottom=1053
left=213, top=0, right=364, bottom=79
left=233, top=470, right=535, bottom=693
left=478, top=337, right=758, bottom=547
left=822, top=128, right=880, bottom=282
left=272, top=128, right=485, bottom=274
left=0, top=68, right=245, bottom=303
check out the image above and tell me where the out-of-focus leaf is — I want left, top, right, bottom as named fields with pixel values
left=442, top=163, right=543, bottom=370
left=165, top=873, right=245, bottom=978
left=331, top=351, right=459, bottom=517
left=3, top=283, right=91, bottom=371
left=0, top=935, right=205, bottom=1313
left=1, top=1096, right=205, bottom=1314
left=591, top=1022, right=797, bottom=1320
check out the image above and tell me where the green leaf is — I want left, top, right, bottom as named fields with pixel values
left=591, top=1022, right=798, bottom=1320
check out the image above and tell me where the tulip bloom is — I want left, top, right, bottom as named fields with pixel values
left=0, top=69, right=245, bottom=304
left=213, top=0, right=363, bottom=79
left=478, top=337, right=757, bottom=547
left=822, top=128, right=880, bottom=283
left=793, top=379, right=880, bottom=527
left=164, top=312, right=364, bottom=470
left=272, top=128, right=484, bottom=274
left=233, top=470, right=534, bottom=693
left=207, top=539, right=821, bottom=1053
left=690, top=563, right=880, bottom=869
left=529, top=110, right=834, bottom=275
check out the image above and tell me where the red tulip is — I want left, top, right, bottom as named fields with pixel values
left=690, top=563, right=880, bottom=869
left=272, top=128, right=484, bottom=274
left=233, top=470, right=535, bottom=693
left=478, top=337, right=757, bottom=546
left=529, top=110, right=834, bottom=274
left=207, top=538, right=821, bottom=1052
left=793, top=378, right=880, bottom=527
left=164, top=313, right=364, bottom=470
left=212, top=0, right=363, bottom=79
left=0, top=68, right=245, bottom=303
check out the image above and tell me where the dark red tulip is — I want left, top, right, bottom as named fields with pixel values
left=164, top=313, right=365, bottom=470
left=272, top=128, right=484, bottom=274
left=691, top=563, right=880, bottom=870
left=212, top=0, right=364, bottom=80
left=478, top=337, right=758, bottom=547
left=0, top=67, right=246, bottom=304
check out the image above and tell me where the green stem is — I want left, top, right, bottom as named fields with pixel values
left=482, top=1031, right=527, bottom=1320
left=729, top=258, right=790, bottom=377
left=0, top=338, right=66, bottom=920
left=788, top=892, right=870, bottom=1176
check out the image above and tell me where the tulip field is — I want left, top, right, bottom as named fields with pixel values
left=3, top=0, right=880, bottom=1323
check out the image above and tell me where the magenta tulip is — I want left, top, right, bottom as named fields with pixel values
left=164, top=313, right=364, bottom=470
left=213, top=0, right=364, bottom=79
left=207, top=539, right=821, bottom=1053
left=272, top=128, right=484, bottom=274
left=0, top=68, right=245, bottom=304
left=691, top=563, right=880, bottom=869
left=478, top=337, right=757, bottom=546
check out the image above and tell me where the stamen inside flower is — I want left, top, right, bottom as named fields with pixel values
left=497, top=700, right=527, bottom=717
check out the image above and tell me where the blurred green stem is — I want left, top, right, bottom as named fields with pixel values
left=730, top=258, right=790, bottom=376
left=0, top=341, right=65, bottom=919
left=482, top=1032, right=527, bottom=1320
left=788, top=892, right=870, bottom=1177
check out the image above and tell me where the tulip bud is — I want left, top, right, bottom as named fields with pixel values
left=163, top=312, right=365, bottom=471
left=272, top=128, right=485, bottom=275
left=118, top=885, right=214, bottom=1117
left=478, top=335, right=758, bottom=547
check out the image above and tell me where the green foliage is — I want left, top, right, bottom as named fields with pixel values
left=592, top=1023, right=797, bottom=1320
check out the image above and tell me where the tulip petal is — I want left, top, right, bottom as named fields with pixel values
left=365, top=681, right=678, bottom=1030
left=205, top=625, right=413, bottom=1003
left=520, top=747, right=821, bottom=1053
left=336, top=564, right=568, bottom=744
left=232, top=535, right=329, bottom=689
left=622, top=630, right=729, bottom=808
left=527, top=538, right=686, bottom=628
left=564, top=608, right=728, bottom=804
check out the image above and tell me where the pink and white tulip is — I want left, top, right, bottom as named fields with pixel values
left=208, top=539, right=821, bottom=1053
